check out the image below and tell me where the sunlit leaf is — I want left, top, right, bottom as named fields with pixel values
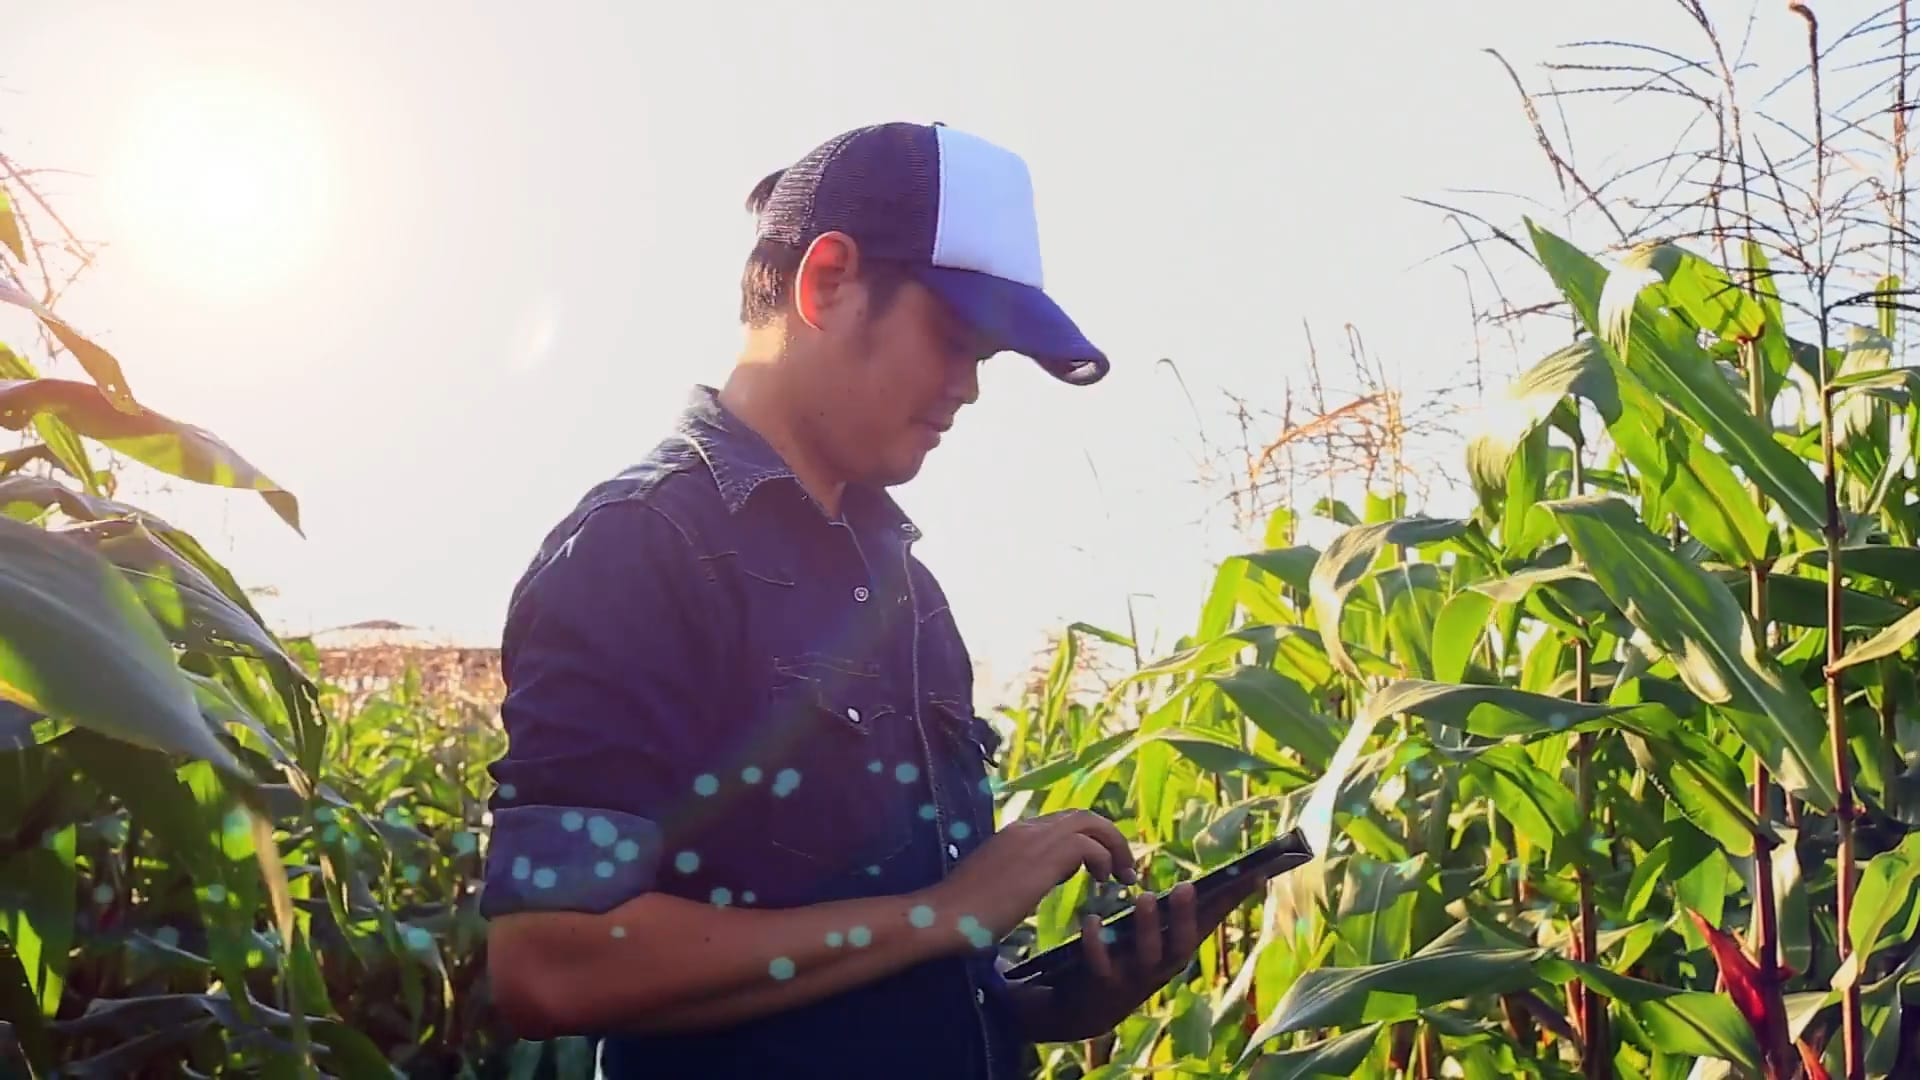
left=0, top=378, right=300, bottom=533
left=1248, top=1023, right=1383, bottom=1078
left=1530, top=220, right=1827, bottom=535
left=0, top=514, right=240, bottom=772
left=1310, top=517, right=1467, bottom=680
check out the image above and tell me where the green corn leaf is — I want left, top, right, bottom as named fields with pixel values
left=1310, top=517, right=1467, bottom=680
left=1540, top=494, right=1836, bottom=811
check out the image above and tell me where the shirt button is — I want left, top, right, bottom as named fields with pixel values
left=853, top=586, right=870, bottom=603
left=947, top=842, right=960, bottom=858
left=975, top=988, right=986, bottom=1004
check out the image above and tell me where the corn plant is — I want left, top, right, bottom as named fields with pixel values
left=987, top=215, right=1916, bottom=1079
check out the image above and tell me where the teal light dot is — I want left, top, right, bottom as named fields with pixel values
left=693, top=773, right=719, bottom=796
left=206, top=884, right=227, bottom=904
left=322, top=824, right=340, bottom=843
left=909, top=904, right=935, bottom=929
left=849, top=925, right=872, bottom=947
left=154, top=926, right=180, bottom=948
left=895, top=763, right=919, bottom=783
left=404, top=927, right=432, bottom=951
left=225, top=808, right=251, bottom=834
left=498, top=783, right=517, bottom=800
left=772, top=768, right=802, bottom=797
left=958, top=915, right=994, bottom=949
left=741, top=766, right=763, bottom=784
left=588, top=816, right=617, bottom=846
left=826, top=931, right=845, bottom=947
left=611, top=925, right=627, bottom=938
left=949, top=822, right=971, bottom=841
left=979, top=777, right=995, bottom=794
left=868, top=760, right=884, bottom=773
left=769, top=956, right=796, bottom=981
left=675, top=851, right=701, bottom=874
left=710, top=887, right=733, bottom=907
left=561, top=811, right=584, bottom=832
left=533, top=868, right=557, bottom=889
left=1228, top=865, right=1241, bottom=876
left=1100, top=926, right=1118, bottom=946
left=92, top=883, right=113, bottom=904
left=403, top=865, right=422, bottom=884
left=596, top=861, right=615, bottom=879
left=866, top=865, right=881, bottom=876
left=919, top=804, right=937, bottom=821
left=343, top=835, right=361, bottom=855
left=512, top=856, right=531, bottom=880
left=452, top=831, right=477, bottom=854
left=384, top=806, right=407, bottom=825
left=742, top=891, right=757, bottom=904
left=615, top=839, right=640, bottom=862
left=316, top=807, right=334, bottom=823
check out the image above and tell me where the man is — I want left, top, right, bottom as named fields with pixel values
left=481, top=121, right=1271, bottom=1078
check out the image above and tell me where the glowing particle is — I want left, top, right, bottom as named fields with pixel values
left=512, top=856, right=531, bottom=880
left=772, top=768, right=802, bottom=797
left=919, top=804, right=938, bottom=821
left=909, top=904, right=935, bottom=928
left=741, top=766, right=763, bottom=784
left=694, top=774, right=719, bottom=796
left=866, top=865, right=881, bottom=876
left=596, top=861, right=615, bottom=879
left=959, top=915, right=994, bottom=950
left=588, top=816, right=617, bottom=846
left=316, top=807, right=334, bottom=823
left=403, top=865, right=422, bottom=884
left=611, top=925, right=627, bottom=938
left=742, top=891, right=757, bottom=904
left=404, top=927, right=432, bottom=951
left=769, top=956, right=796, bottom=981
left=979, top=777, right=995, bottom=794
left=499, top=783, right=517, bottom=800
left=322, top=824, right=340, bottom=844
left=895, top=763, right=919, bottom=783
left=154, top=927, right=180, bottom=948
left=868, top=760, right=884, bottom=774
left=710, top=887, right=734, bottom=906
left=562, top=811, right=584, bottom=832
left=826, top=931, right=845, bottom=947
left=452, top=831, right=477, bottom=854
left=849, top=925, right=872, bottom=947
left=1100, top=926, right=1118, bottom=946
left=949, top=822, right=971, bottom=841
left=206, top=884, right=227, bottom=904
left=615, top=839, right=640, bottom=862
left=92, top=883, right=113, bottom=904
left=343, top=835, right=361, bottom=855
left=533, top=868, right=557, bottom=889
left=675, top=851, right=700, bottom=874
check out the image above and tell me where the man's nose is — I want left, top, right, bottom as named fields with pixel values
left=948, top=356, right=981, bottom=406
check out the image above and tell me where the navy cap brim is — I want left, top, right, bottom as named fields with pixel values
left=912, top=266, right=1109, bottom=386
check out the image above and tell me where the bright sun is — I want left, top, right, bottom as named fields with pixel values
left=103, top=73, right=330, bottom=303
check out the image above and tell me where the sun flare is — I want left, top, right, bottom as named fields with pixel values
left=103, top=72, right=330, bottom=303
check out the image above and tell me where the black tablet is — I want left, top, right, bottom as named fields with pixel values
left=1002, top=826, right=1315, bottom=984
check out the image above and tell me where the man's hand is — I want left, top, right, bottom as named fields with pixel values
left=1005, top=868, right=1273, bottom=1043
left=915, top=809, right=1139, bottom=942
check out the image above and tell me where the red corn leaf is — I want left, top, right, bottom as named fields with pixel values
left=1687, top=908, right=1770, bottom=1034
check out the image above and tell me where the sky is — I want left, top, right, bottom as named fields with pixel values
left=0, top=1, right=1890, bottom=703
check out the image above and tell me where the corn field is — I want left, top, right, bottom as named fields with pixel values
left=2, top=4, right=1918, bottom=1078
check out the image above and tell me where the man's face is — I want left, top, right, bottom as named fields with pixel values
left=793, top=237, right=993, bottom=489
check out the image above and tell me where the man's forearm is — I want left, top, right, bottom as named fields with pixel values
left=489, top=887, right=962, bottom=1038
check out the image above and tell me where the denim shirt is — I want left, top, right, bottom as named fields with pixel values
left=481, top=386, right=1031, bottom=1079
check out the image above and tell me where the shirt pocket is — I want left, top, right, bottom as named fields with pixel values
left=760, top=653, right=917, bottom=880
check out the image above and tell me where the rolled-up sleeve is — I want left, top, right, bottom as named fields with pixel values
left=479, top=498, right=723, bottom=920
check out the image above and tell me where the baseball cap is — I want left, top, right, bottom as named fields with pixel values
left=752, top=121, right=1108, bottom=387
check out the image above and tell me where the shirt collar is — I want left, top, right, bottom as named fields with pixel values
left=675, top=385, right=922, bottom=537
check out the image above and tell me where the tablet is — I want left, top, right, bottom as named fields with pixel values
left=1002, top=826, right=1315, bottom=984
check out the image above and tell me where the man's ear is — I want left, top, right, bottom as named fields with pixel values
left=793, top=231, right=863, bottom=331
